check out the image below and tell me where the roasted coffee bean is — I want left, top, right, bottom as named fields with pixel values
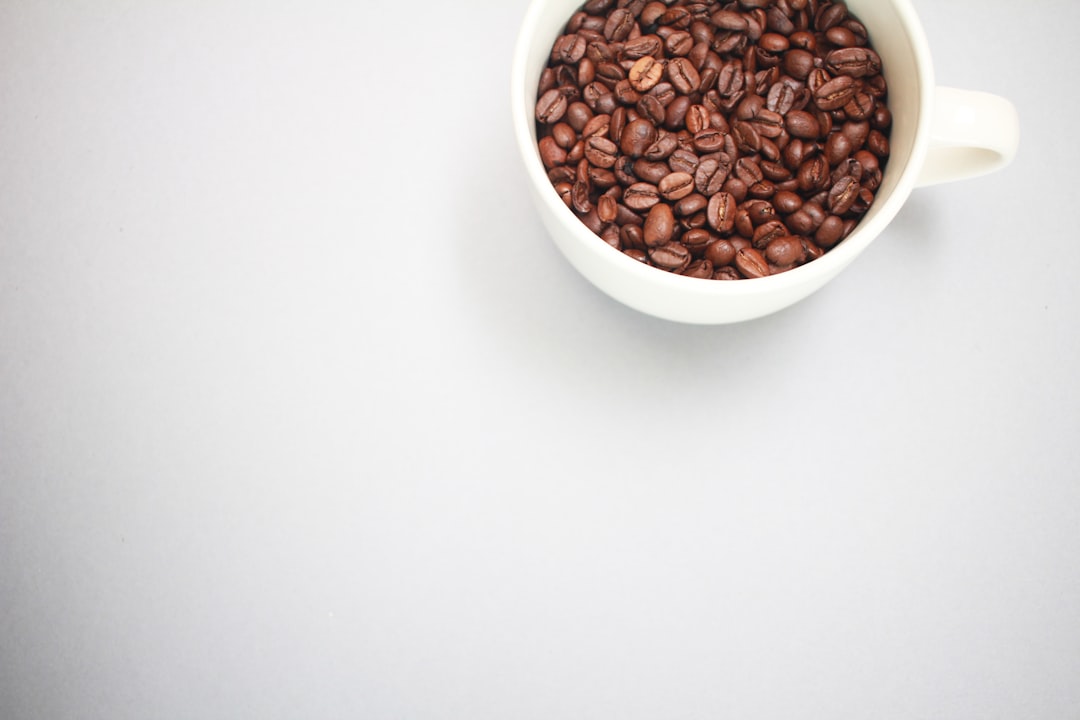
left=649, top=242, right=692, bottom=272
left=624, top=34, right=663, bottom=59
left=624, top=182, right=662, bottom=210
left=604, top=8, right=635, bottom=41
left=637, top=94, right=667, bottom=125
left=826, top=47, right=882, bottom=78
left=538, top=137, right=567, bottom=169
left=695, top=154, right=732, bottom=195
left=597, top=194, right=618, bottom=223
left=668, top=148, right=700, bottom=175
left=682, top=258, right=714, bottom=279
left=667, top=58, right=701, bottom=95
left=620, top=118, right=659, bottom=157
left=565, top=101, right=594, bottom=132
left=813, top=75, right=858, bottom=111
left=666, top=31, right=695, bottom=57
left=685, top=104, right=711, bottom=134
left=706, top=192, right=737, bottom=233
left=584, top=136, right=619, bottom=168
left=664, top=96, right=693, bottom=131
left=752, top=220, right=789, bottom=249
left=868, top=129, right=890, bottom=158
left=536, top=89, right=569, bottom=124
left=797, top=156, right=830, bottom=193
left=773, top=190, right=803, bottom=215
left=692, top=128, right=727, bottom=154
left=552, top=122, right=577, bottom=149
left=705, top=237, right=737, bottom=267
left=659, top=172, right=696, bottom=201
left=644, top=131, right=680, bottom=161
left=815, top=214, right=846, bottom=247
left=765, top=235, right=806, bottom=267
left=675, top=193, right=709, bottom=218
left=786, top=110, right=821, bottom=139
left=735, top=157, right=765, bottom=186
left=634, top=159, right=671, bottom=183
left=629, top=56, right=665, bottom=93
left=735, top=247, right=770, bottom=278
left=644, top=204, right=677, bottom=247
left=621, top=224, right=646, bottom=251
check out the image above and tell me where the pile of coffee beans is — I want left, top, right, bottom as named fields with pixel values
left=535, top=0, right=891, bottom=280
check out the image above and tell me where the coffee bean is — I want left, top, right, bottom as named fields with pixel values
left=629, top=56, right=665, bottom=93
left=765, top=236, right=806, bottom=267
left=735, top=247, right=770, bottom=278
left=536, top=89, right=568, bottom=124
left=649, top=243, right=692, bottom=272
left=644, top=204, right=677, bottom=247
left=620, top=118, right=659, bottom=157
left=584, top=136, right=619, bottom=168
left=704, top=237, right=736, bottom=267
left=826, top=47, right=882, bottom=78
left=682, top=258, right=714, bottom=279
left=624, top=35, right=663, bottom=59
left=667, top=58, right=701, bottom=95
left=786, top=110, right=821, bottom=139
left=752, top=220, right=788, bottom=250
left=706, top=192, right=737, bottom=234
left=815, top=214, right=845, bottom=248
left=813, top=75, right=858, bottom=111
left=624, top=182, right=662, bottom=210
left=674, top=193, right=709, bottom=218
left=659, top=172, right=695, bottom=201
left=695, top=155, right=732, bottom=195
left=634, top=159, right=671, bottom=184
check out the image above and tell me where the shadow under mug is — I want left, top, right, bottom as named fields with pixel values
left=511, top=0, right=1020, bottom=324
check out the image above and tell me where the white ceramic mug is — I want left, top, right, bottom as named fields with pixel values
left=511, top=0, right=1020, bottom=324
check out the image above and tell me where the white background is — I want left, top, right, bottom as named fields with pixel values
left=2, top=1, right=1078, bottom=718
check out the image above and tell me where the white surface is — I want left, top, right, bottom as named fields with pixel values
left=1, top=1, right=1077, bottom=719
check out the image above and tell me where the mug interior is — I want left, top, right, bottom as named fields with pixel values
left=511, top=0, right=932, bottom=305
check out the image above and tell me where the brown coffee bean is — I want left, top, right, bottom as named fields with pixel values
left=658, top=172, right=695, bottom=201
left=786, top=110, right=821, bottom=139
left=704, top=237, right=736, bottom=267
left=536, top=89, right=569, bottom=124
left=706, top=192, right=737, bottom=234
left=685, top=104, right=711, bottom=134
left=765, top=236, right=806, bottom=267
left=668, top=148, right=700, bottom=175
left=623, top=182, right=662, bottom=210
left=620, top=118, right=659, bottom=157
left=624, top=35, right=663, bottom=59
left=644, top=131, right=680, bottom=161
left=695, top=154, right=732, bottom=195
left=644, top=204, right=676, bottom=247
left=538, top=137, right=567, bottom=169
left=813, top=75, right=858, bottom=111
left=815, top=214, right=845, bottom=248
left=584, top=136, right=619, bottom=168
left=604, top=8, right=635, bottom=41
left=773, top=190, right=803, bottom=215
left=826, top=47, right=882, bottom=78
left=752, top=220, right=788, bottom=249
left=667, top=58, right=701, bottom=95
left=629, top=56, right=665, bottom=93
left=735, top=247, right=770, bottom=278
left=649, top=241, right=691, bottom=272
left=675, top=193, right=709, bottom=218
left=633, top=159, right=670, bottom=183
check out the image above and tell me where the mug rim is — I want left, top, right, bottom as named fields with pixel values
left=511, top=0, right=934, bottom=301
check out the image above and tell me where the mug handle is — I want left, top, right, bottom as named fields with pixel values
left=916, top=86, right=1020, bottom=187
